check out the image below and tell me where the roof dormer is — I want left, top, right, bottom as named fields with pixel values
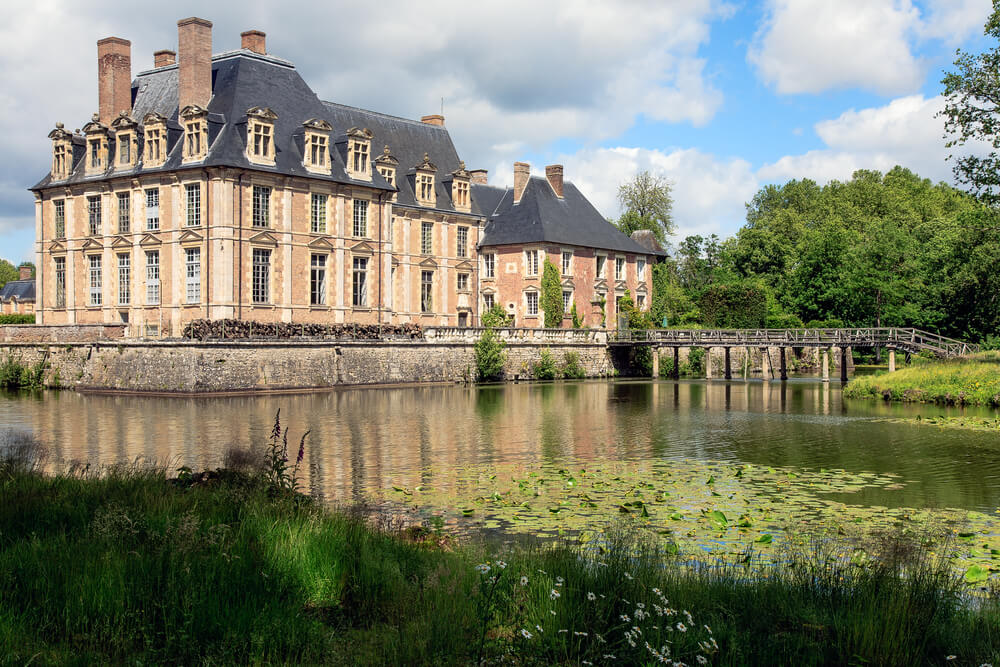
left=82, top=113, right=109, bottom=176
left=450, top=160, right=471, bottom=213
left=48, top=122, right=73, bottom=181
left=142, top=112, right=168, bottom=169
left=246, top=106, right=278, bottom=166
left=374, top=145, right=399, bottom=199
left=414, top=152, right=437, bottom=207
left=346, top=127, right=373, bottom=181
left=180, top=104, right=209, bottom=164
left=302, top=118, right=332, bottom=174
left=110, top=112, right=139, bottom=171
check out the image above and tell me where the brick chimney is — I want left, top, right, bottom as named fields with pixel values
left=420, top=114, right=445, bottom=126
left=469, top=169, right=488, bottom=185
left=545, top=164, right=564, bottom=198
left=513, top=162, right=530, bottom=204
left=241, top=30, right=266, bottom=54
left=154, top=49, right=176, bottom=67
left=18, top=265, right=32, bottom=281
left=97, top=37, right=132, bottom=125
left=178, top=17, right=213, bottom=111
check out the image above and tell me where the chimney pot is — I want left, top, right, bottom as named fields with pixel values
left=420, top=114, right=445, bottom=126
left=545, top=164, right=564, bottom=198
left=241, top=30, right=266, bottom=54
left=469, top=169, right=488, bottom=185
left=178, top=17, right=213, bottom=111
left=97, top=37, right=132, bottom=125
left=18, top=265, right=32, bottom=281
left=154, top=49, right=176, bottom=67
left=513, top=162, right=530, bottom=204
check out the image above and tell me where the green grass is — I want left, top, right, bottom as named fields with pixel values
left=0, top=454, right=997, bottom=665
left=844, top=351, right=1000, bottom=406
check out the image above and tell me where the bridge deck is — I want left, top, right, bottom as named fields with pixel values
left=608, top=327, right=978, bottom=358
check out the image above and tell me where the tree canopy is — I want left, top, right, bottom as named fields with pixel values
left=614, top=171, right=675, bottom=244
left=0, top=260, right=19, bottom=290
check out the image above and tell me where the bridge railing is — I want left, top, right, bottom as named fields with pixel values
left=607, top=327, right=979, bottom=357
left=424, top=327, right=607, bottom=344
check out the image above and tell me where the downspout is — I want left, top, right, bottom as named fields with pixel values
left=204, top=169, right=211, bottom=317
left=377, top=191, right=386, bottom=327
left=237, top=173, right=244, bottom=320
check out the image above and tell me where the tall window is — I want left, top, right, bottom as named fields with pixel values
left=117, top=254, right=130, bottom=306
left=117, top=192, right=130, bottom=234
left=421, top=222, right=433, bottom=254
left=483, top=253, right=495, bottom=278
left=118, top=134, right=131, bottom=165
left=454, top=180, right=469, bottom=207
left=353, top=199, right=368, bottom=237
left=309, top=135, right=327, bottom=167
left=53, top=200, right=65, bottom=239
left=483, top=293, right=495, bottom=311
left=54, top=257, right=66, bottom=308
left=185, top=121, right=203, bottom=157
left=596, top=255, right=606, bottom=279
left=145, top=251, right=160, bottom=305
left=53, top=144, right=67, bottom=178
left=185, top=248, right=201, bottom=304
left=88, top=255, right=102, bottom=306
left=420, top=270, right=434, bottom=313
left=310, top=254, right=327, bottom=306
left=145, top=188, right=159, bottom=231
left=88, top=196, right=101, bottom=236
left=185, top=184, right=201, bottom=226
left=378, top=166, right=395, bottom=188
left=637, top=294, right=646, bottom=309
left=352, top=141, right=369, bottom=173
left=252, top=248, right=271, bottom=304
left=562, top=290, right=572, bottom=314
left=89, top=138, right=103, bottom=169
left=637, top=258, right=646, bottom=280
left=525, top=249, right=539, bottom=276
left=352, top=257, right=368, bottom=307
left=615, top=256, right=625, bottom=280
left=310, top=193, right=327, bottom=234
left=252, top=123, right=272, bottom=158
left=252, top=185, right=271, bottom=228
left=457, top=226, right=468, bottom=258
left=526, top=292, right=538, bottom=316
left=146, top=128, right=163, bottom=162
left=457, top=273, right=469, bottom=291
left=562, top=251, right=572, bottom=275
left=418, top=174, right=434, bottom=202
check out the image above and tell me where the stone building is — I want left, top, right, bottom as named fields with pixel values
left=0, top=266, right=36, bottom=315
left=31, top=18, right=662, bottom=337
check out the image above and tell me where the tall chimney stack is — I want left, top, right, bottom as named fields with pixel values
left=154, top=49, right=176, bottom=67
left=545, top=164, right=564, bottom=198
left=241, top=30, right=266, bottom=54
left=469, top=169, right=488, bottom=185
left=178, top=17, right=213, bottom=110
left=513, top=162, right=530, bottom=204
left=97, top=37, right=132, bottom=125
left=18, top=265, right=33, bottom=281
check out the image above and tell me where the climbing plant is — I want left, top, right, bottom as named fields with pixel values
left=541, top=259, right=563, bottom=328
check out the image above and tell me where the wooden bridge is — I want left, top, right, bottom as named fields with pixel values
left=608, top=327, right=979, bottom=382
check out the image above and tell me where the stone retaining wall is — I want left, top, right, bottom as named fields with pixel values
left=0, top=324, right=125, bottom=343
left=0, top=340, right=612, bottom=394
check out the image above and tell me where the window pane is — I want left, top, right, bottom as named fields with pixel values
left=311, top=254, right=327, bottom=306
left=117, top=192, right=130, bottom=234
left=421, top=222, right=433, bottom=254
left=252, top=248, right=271, bottom=304
left=54, top=257, right=66, bottom=308
left=252, top=185, right=270, bottom=228
left=420, top=270, right=433, bottom=313
left=145, top=188, right=159, bottom=231
left=118, top=254, right=130, bottom=305
left=186, top=184, right=201, bottom=226
left=311, top=194, right=326, bottom=234
left=145, top=251, right=160, bottom=305
left=353, top=200, right=368, bottom=237
left=185, top=247, right=201, bottom=304
left=88, top=255, right=102, bottom=306
left=352, top=257, right=368, bottom=307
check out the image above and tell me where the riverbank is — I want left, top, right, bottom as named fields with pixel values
left=844, top=351, right=1000, bottom=407
left=1, top=458, right=997, bottom=665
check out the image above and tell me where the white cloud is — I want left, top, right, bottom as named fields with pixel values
left=748, top=0, right=958, bottom=96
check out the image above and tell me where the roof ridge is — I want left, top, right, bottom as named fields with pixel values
left=321, top=101, right=447, bottom=129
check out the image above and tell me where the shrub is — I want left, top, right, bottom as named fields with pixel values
left=481, top=303, right=512, bottom=329
left=562, top=351, right=586, bottom=379
left=541, top=260, right=563, bottom=328
left=475, top=328, right=507, bottom=381
left=569, top=302, right=582, bottom=329
left=532, top=349, right=558, bottom=380
left=0, top=314, right=35, bottom=325
left=686, top=348, right=705, bottom=376
left=658, top=354, right=675, bottom=378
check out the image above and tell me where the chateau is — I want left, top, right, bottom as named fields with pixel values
left=31, top=18, right=662, bottom=337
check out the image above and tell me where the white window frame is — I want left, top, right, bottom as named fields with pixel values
left=88, top=196, right=101, bottom=236
left=353, top=199, right=368, bottom=237
left=185, top=183, right=201, bottom=227
left=457, top=272, right=469, bottom=292
left=54, top=200, right=65, bottom=239
left=145, top=188, right=160, bottom=231
left=562, top=290, right=572, bottom=314
left=526, top=291, right=539, bottom=316
left=310, top=253, right=327, bottom=306
left=420, top=270, right=434, bottom=313
left=117, top=191, right=130, bottom=234
left=252, top=185, right=271, bottom=228
left=310, top=193, right=327, bottom=234
left=54, top=256, right=66, bottom=308
left=145, top=251, right=160, bottom=305
left=421, top=221, right=433, bottom=254
left=596, top=254, right=607, bottom=279
left=117, top=253, right=130, bottom=306
left=615, top=256, right=626, bottom=281
left=525, top=249, right=539, bottom=277
left=561, top=250, right=572, bottom=275
left=88, top=255, right=102, bottom=307
left=637, top=258, right=646, bottom=281
left=252, top=248, right=271, bottom=304
left=483, top=253, right=495, bottom=279
left=457, top=226, right=468, bottom=258
left=352, top=256, right=368, bottom=307
left=185, top=247, right=201, bottom=304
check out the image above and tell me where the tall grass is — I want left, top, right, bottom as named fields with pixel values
left=845, top=350, right=1000, bottom=406
left=1, top=452, right=997, bottom=664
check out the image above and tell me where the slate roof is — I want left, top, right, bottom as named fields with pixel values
left=478, top=177, right=667, bottom=256
left=0, top=280, right=36, bottom=302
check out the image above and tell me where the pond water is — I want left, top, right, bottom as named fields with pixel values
left=2, top=379, right=999, bottom=571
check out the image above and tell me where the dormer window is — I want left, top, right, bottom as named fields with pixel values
left=246, top=107, right=278, bottom=165
left=374, top=145, right=399, bottom=201
left=450, top=161, right=471, bottom=212
left=301, top=118, right=332, bottom=173
left=47, top=123, right=73, bottom=181
left=110, top=113, right=138, bottom=170
left=414, top=152, right=438, bottom=207
left=82, top=114, right=109, bottom=176
left=181, top=105, right=209, bottom=164
left=346, top=127, right=373, bottom=180
left=143, top=113, right=168, bottom=168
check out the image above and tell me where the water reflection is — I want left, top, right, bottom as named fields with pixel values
left=1, top=379, right=998, bottom=513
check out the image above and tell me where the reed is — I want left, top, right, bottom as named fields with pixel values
left=844, top=351, right=1000, bottom=406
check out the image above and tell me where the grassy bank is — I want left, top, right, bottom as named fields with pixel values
left=1, top=458, right=997, bottom=665
left=844, top=351, right=1000, bottom=406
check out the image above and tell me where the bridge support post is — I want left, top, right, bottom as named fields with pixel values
left=651, top=347, right=659, bottom=379
left=705, top=347, right=713, bottom=379
left=780, top=347, right=788, bottom=381
left=840, top=347, right=849, bottom=383
left=672, top=347, right=680, bottom=380
left=724, top=347, right=732, bottom=380
left=761, top=347, right=771, bottom=380
left=888, top=349, right=896, bottom=373
left=822, top=349, right=830, bottom=382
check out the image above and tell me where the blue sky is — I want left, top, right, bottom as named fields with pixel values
left=0, top=0, right=993, bottom=265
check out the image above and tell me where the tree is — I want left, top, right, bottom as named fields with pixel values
left=540, top=259, right=563, bottom=328
left=614, top=171, right=675, bottom=244
left=940, top=2, right=1000, bottom=208
left=0, top=260, right=18, bottom=289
